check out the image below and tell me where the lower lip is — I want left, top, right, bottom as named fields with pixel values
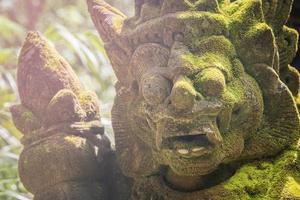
left=163, top=147, right=212, bottom=159
left=177, top=147, right=210, bottom=158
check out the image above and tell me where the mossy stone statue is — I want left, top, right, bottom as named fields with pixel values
left=11, top=0, right=300, bottom=199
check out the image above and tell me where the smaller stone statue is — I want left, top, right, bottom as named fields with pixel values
left=10, top=32, right=110, bottom=200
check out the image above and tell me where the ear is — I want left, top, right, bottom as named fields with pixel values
left=87, top=0, right=127, bottom=43
left=112, top=86, right=160, bottom=177
left=241, top=64, right=300, bottom=159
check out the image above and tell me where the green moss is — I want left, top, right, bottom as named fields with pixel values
left=224, top=162, right=272, bottom=193
left=224, top=149, right=300, bottom=199
left=194, top=68, right=226, bottom=97
left=277, top=26, right=299, bottom=69
left=226, top=1, right=272, bottom=66
left=78, top=90, right=100, bottom=120
left=10, top=104, right=41, bottom=134
left=232, top=22, right=276, bottom=67
left=227, top=0, right=264, bottom=35
left=296, top=94, right=300, bottom=109
left=182, top=13, right=229, bottom=52
left=21, top=110, right=35, bottom=121
left=262, top=0, right=294, bottom=35
left=282, top=176, right=300, bottom=198
left=188, top=36, right=235, bottom=57
left=280, top=65, right=300, bottom=96
left=183, top=53, right=233, bottom=79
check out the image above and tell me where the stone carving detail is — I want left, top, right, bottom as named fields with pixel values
left=10, top=32, right=108, bottom=200
left=87, top=0, right=300, bottom=199
left=10, top=0, right=300, bottom=199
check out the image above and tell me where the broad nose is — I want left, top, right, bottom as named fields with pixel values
left=170, top=76, right=196, bottom=111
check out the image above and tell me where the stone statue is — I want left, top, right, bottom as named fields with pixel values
left=11, top=0, right=300, bottom=199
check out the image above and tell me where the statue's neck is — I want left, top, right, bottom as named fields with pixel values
left=164, top=169, right=208, bottom=192
left=164, top=165, right=237, bottom=192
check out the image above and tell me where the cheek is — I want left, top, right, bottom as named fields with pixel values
left=129, top=100, right=156, bottom=146
left=229, top=75, right=264, bottom=134
left=218, top=130, right=245, bottom=163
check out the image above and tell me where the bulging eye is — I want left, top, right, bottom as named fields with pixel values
left=141, top=73, right=171, bottom=105
left=194, top=68, right=226, bottom=97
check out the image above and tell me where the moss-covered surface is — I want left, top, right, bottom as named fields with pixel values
left=88, top=0, right=300, bottom=199
left=225, top=149, right=300, bottom=199
left=9, top=0, right=300, bottom=199
left=296, top=94, right=300, bottom=110
left=11, top=32, right=106, bottom=200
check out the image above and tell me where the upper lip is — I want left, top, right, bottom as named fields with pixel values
left=141, top=100, right=226, bottom=153
left=159, top=119, right=222, bottom=141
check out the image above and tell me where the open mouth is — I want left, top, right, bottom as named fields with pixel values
left=162, top=134, right=213, bottom=158
left=161, top=122, right=223, bottom=158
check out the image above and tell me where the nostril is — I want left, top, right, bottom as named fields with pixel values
left=216, top=116, right=221, bottom=130
left=233, top=106, right=242, bottom=116
left=166, top=97, right=172, bottom=105
left=195, top=94, right=202, bottom=101
left=131, top=80, right=139, bottom=93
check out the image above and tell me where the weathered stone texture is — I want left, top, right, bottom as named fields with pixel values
left=11, top=32, right=108, bottom=200
left=87, top=0, right=300, bottom=199
left=10, top=0, right=300, bottom=199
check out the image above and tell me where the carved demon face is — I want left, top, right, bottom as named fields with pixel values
left=126, top=37, right=264, bottom=176
left=87, top=0, right=300, bottom=180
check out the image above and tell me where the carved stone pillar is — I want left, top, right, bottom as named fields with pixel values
left=10, top=32, right=106, bottom=200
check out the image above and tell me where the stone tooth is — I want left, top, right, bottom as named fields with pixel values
left=191, top=147, right=205, bottom=152
left=190, top=130, right=206, bottom=136
left=203, top=126, right=213, bottom=133
left=177, top=149, right=189, bottom=155
left=175, top=132, right=187, bottom=137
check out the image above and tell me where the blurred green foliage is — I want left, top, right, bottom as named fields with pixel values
left=0, top=0, right=133, bottom=199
